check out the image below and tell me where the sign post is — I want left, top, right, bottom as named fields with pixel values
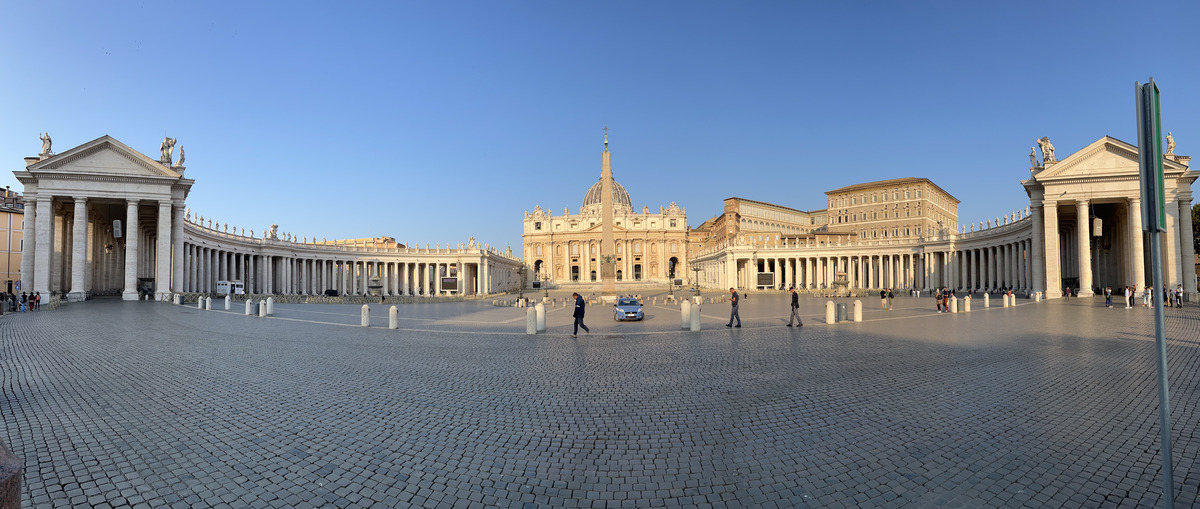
left=1135, top=77, right=1174, bottom=509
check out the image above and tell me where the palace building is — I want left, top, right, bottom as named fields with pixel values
left=522, top=140, right=689, bottom=286
left=689, top=136, right=1196, bottom=300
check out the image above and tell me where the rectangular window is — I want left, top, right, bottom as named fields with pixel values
left=669, top=219, right=677, bottom=227
left=534, top=222, right=542, bottom=231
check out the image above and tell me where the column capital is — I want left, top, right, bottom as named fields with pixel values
left=1076, top=198, right=1090, bottom=206
left=126, top=199, right=140, bottom=206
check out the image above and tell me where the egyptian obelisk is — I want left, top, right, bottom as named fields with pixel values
left=599, top=128, right=617, bottom=303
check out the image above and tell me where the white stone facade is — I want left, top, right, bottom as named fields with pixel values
left=15, top=135, right=524, bottom=300
left=690, top=136, right=1197, bottom=300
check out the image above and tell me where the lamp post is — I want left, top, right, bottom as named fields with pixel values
left=542, top=274, right=550, bottom=299
left=516, top=265, right=527, bottom=302
left=692, top=264, right=702, bottom=296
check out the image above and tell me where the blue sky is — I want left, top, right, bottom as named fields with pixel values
left=2, top=1, right=1196, bottom=256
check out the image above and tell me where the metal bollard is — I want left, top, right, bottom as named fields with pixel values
left=950, top=296, right=958, bottom=313
left=361, top=304, right=370, bottom=327
left=266, top=297, right=274, bottom=315
left=681, top=299, right=691, bottom=329
left=225, top=296, right=231, bottom=311
left=526, top=307, right=536, bottom=335
left=983, top=294, right=990, bottom=308
left=259, top=300, right=267, bottom=317
left=389, top=306, right=398, bottom=329
left=535, top=302, right=546, bottom=332
left=689, top=302, right=701, bottom=331
left=853, top=300, right=862, bottom=322
left=825, top=300, right=835, bottom=324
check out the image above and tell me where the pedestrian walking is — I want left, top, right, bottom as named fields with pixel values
left=880, top=288, right=887, bottom=309
left=34, top=291, right=40, bottom=310
left=571, top=292, right=589, bottom=337
left=1104, top=286, right=1112, bottom=308
left=726, top=288, right=741, bottom=327
left=886, top=288, right=894, bottom=310
left=787, top=287, right=802, bottom=327
left=1176, top=284, right=1184, bottom=308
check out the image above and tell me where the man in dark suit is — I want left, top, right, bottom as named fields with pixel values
left=571, top=292, right=589, bottom=337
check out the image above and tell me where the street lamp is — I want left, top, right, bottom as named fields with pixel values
left=692, top=264, right=702, bottom=296
left=542, top=274, right=551, bottom=299
left=516, top=265, right=527, bottom=302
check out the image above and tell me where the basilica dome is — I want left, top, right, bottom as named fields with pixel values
left=581, top=178, right=633, bottom=215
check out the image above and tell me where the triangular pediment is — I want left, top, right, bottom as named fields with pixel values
left=583, top=223, right=627, bottom=233
left=1035, top=136, right=1189, bottom=182
left=26, top=135, right=181, bottom=179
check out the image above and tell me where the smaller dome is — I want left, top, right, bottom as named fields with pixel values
left=582, top=178, right=633, bottom=215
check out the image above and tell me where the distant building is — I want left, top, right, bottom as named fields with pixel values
left=689, top=136, right=1196, bottom=300
left=823, top=177, right=959, bottom=242
left=523, top=141, right=689, bottom=286
left=0, top=187, right=24, bottom=292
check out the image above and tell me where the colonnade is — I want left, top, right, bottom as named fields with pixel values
left=179, top=242, right=498, bottom=296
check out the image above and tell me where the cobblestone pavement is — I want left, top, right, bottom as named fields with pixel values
left=2, top=294, right=1198, bottom=508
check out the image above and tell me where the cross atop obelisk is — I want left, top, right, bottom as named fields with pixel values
left=599, top=127, right=617, bottom=302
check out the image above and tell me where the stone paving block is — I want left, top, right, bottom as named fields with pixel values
left=2, top=299, right=1199, bottom=507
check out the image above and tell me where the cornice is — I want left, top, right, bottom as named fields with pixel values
left=24, top=172, right=181, bottom=186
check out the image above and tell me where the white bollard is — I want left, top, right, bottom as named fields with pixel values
left=950, top=296, right=958, bottom=313
left=535, top=302, right=546, bottom=332
left=259, top=300, right=267, bottom=317
left=266, top=297, right=274, bottom=315
left=690, top=302, right=701, bottom=331
left=224, top=296, right=231, bottom=310
left=826, top=300, right=836, bottom=324
left=680, top=299, right=691, bottom=329
left=853, top=300, right=862, bottom=322
left=1035, top=292, right=1042, bottom=302
left=361, top=304, right=370, bottom=327
left=204, top=297, right=212, bottom=310
left=389, top=305, right=398, bottom=329
left=526, top=307, right=537, bottom=335
left=197, top=298, right=204, bottom=310
left=964, top=296, right=971, bottom=312
left=245, top=300, right=253, bottom=316
left=983, top=294, right=990, bottom=308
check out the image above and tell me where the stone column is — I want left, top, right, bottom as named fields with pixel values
left=122, top=200, right=140, bottom=299
left=1163, top=196, right=1182, bottom=288
left=1076, top=200, right=1094, bottom=296
left=32, top=197, right=53, bottom=294
left=1030, top=205, right=1045, bottom=294
left=154, top=201, right=172, bottom=299
left=67, top=197, right=88, bottom=301
left=1044, top=201, right=1061, bottom=298
left=171, top=205, right=184, bottom=293
left=1179, top=195, right=1197, bottom=299
left=1129, top=198, right=1146, bottom=291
